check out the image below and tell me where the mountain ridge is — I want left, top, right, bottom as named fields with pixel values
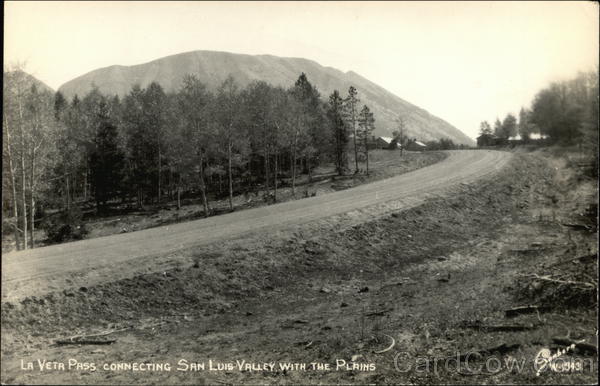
left=58, top=50, right=474, bottom=145
left=4, top=70, right=55, bottom=94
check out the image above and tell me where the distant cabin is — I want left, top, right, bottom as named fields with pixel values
left=477, top=133, right=501, bottom=147
left=368, top=136, right=399, bottom=150
left=405, top=140, right=427, bottom=151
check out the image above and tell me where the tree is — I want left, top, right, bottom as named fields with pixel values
left=493, top=118, right=503, bottom=138
left=60, top=95, right=88, bottom=203
left=213, top=76, right=247, bottom=210
left=53, top=91, right=67, bottom=121
left=426, top=137, right=457, bottom=150
left=269, top=87, right=292, bottom=201
left=288, top=77, right=315, bottom=196
left=394, top=116, right=406, bottom=155
left=78, top=88, right=124, bottom=213
left=80, top=86, right=116, bottom=202
left=517, top=108, right=537, bottom=142
left=500, top=113, right=517, bottom=140
left=291, top=73, right=324, bottom=181
left=25, top=84, right=59, bottom=247
left=53, top=92, right=78, bottom=211
left=89, top=122, right=125, bottom=212
left=328, top=90, right=348, bottom=176
left=357, top=105, right=376, bottom=175
left=530, top=82, right=583, bottom=143
left=3, top=69, right=25, bottom=249
left=174, top=74, right=213, bottom=215
left=122, top=84, right=151, bottom=208
left=242, top=80, right=278, bottom=199
left=479, top=121, right=493, bottom=136
left=344, top=86, right=360, bottom=173
left=3, top=69, right=58, bottom=249
left=143, top=82, right=168, bottom=203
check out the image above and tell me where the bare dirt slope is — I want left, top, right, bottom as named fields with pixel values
left=2, top=150, right=510, bottom=300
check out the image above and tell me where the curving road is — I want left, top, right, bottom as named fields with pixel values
left=2, top=150, right=511, bottom=289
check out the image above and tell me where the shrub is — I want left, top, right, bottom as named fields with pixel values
left=41, top=207, right=88, bottom=243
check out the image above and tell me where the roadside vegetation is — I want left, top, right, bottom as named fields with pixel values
left=477, top=70, right=598, bottom=175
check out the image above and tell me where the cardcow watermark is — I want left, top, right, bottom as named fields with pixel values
left=393, top=345, right=596, bottom=376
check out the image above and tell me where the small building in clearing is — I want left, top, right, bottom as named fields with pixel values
left=477, top=133, right=501, bottom=147
left=405, top=140, right=427, bottom=151
left=369, top=136, right=399, bottom=150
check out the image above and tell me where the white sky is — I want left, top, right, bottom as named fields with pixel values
left=4, top=1, right=599, bottom=140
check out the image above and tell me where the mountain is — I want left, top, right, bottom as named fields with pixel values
left=59, top=50, right=474, bottom=145
left=4, top=70, right=54, bottom=94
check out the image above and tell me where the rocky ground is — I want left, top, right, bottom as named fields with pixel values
left=1, top=147, right=597, bottom=385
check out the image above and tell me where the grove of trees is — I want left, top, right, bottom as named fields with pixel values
left=478, top=70, right=598, bottom=147
left=3, top=68, right=381, bottom=250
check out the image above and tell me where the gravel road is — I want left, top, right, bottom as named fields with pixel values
left=1, top=150, right=511, bottom=292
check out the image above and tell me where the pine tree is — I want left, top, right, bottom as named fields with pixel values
left=122, top=84, right=148, bottom=207
left=292, top=73, right=324, bottom=181
left=357, top=105, right=376, bottom=175
left=143, top=82, right=168, bottom=202
left=90, top=122, right=125, bottom=212
left=344, top=86, right=360, bottom=173
left=328, top=90, right=348, bottom=176
left=54, top=91, right=67, bottom=121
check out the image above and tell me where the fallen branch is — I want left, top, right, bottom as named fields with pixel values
left=366, top=308, right=393, bottom=317
left=548, top=253, right=597, bottom=267
left=53, top=326, right=131, bottom=345
left=510, top=248, right=546, bottom=255
left=523, top=273, right=596, bottom=289
left=561, top=223, right=593, bottom=232
left=552, top=337, right=598, bottom=356
left=55, top=339, right=116, bottom=346
left=460, top=321, right=537, bottom=332
left=505, top=305, right=547, bottom=318
left=373, top=334, right=395, bottom=354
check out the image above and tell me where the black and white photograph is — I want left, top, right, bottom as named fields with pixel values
left=2, top=1, right=599, bottom=384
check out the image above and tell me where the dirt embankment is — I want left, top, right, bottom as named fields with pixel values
left=1, top=148, right=597, bottom=385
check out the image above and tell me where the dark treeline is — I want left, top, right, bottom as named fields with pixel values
left=3, top=70, right=380, bottom=250
left=478, top=70, right=599, bottom=148
left=423, top=138, right=470, bottom=151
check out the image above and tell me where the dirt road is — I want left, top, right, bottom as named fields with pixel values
left=1, top=150, right=511, bottom=294
left=2, top=149, right=596, bottom=385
